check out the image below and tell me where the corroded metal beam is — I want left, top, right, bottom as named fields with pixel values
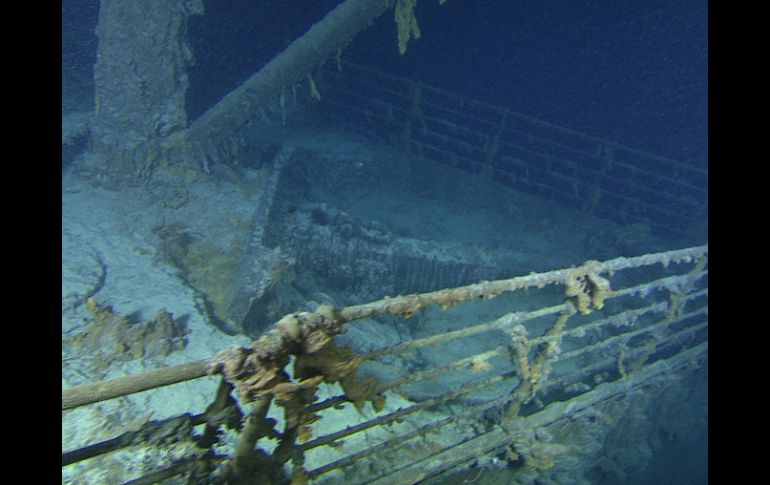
left=181, top=0, right=397, bottom=166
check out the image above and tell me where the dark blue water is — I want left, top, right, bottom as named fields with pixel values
left=345, top=0, right=708, bottom=167
left=63, top=0, right=707, bottom=167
